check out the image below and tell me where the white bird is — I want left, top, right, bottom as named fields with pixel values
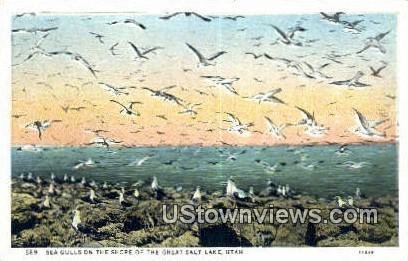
left=246, top=88, right=286, bottom=104
left=186, top=43, right=227, bottom=67
left=320, top=12, right=345, bottom=24
left=128, top=42, right=163, bottom=60
left=134, top=188, right=140, bottom=198
left=264, top=116, right=292, bottom=139
left=98, top=82, right=130, bottom=96
left=352, top=108, right=387, bottom=138
left=341, top=161, right=370, bottom=169
left=48, top=183, right=55, bottom=194
left=335, top=196, right=347, bottom=208
left=226, top=178, right=247, bottom=199
left=63, top=174, right=68, bottom=182
left=347, top=196, right=354, bottom=207
left=25, top=120, right=60, bottom=140
left=192, top=186, right=202, bottom=203
left=223, top=113, right=253, bottom=135
left=43, top=195, right=51, bottom=208
left=70, top=176, right=76, bottom=183
left=201, top=75, right=240, bottom=95
left=73, top=158, right=95, bottom=170
left=355, top=188, right=361, bottom=200
left=330, top=71, right=370, bottom=87
left=269, top=24, right=306, bottom=46
left=356, top=30, right=391, bottom=54
left=178, top=103, right=202, bottom=116
left=295, top=106, right=328, bottom=136
left=129, top=156, right=152, bottom=166
left=72, top=209, right=81, bottom=230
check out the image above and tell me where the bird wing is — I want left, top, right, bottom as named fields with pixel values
left=207, top=51, right=227, bottom=61
left=356, top=44, right=371, bottom=54
left=159, top=12, right=181, bottom=20
left=186, top=43, right=205, bottom=62
left=330, top=79, right=351, bottom=86
left=264, top=116, right=275, bottom=129
left=375, top=30, right=391, bottom=41
left=353, top=108, right=369, bottom=130
left=110, top=100, right=127, bottom=110
left=142, top=46, right=163, bottom=55
left=270, top=25, right=290, bottom=42
left=128, top=41, right=143, bottom=56
left=191, top=12, right=211, bottom=22
left=226, top=113, right=241, bottom=125
left=266, top=88, right=282, bottom=97
left=296, top=106, right=314, bottom=121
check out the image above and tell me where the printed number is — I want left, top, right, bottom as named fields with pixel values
left=25, top=249, right=38, bottom=255
left=359, top=250, right=374, bottom=255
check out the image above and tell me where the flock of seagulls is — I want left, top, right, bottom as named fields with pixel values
left=11, top=12, right=394, bottom=147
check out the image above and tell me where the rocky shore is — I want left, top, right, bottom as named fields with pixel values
left=11, top=177, right=398, bottom=247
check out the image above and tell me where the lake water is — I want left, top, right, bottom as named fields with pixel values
left=11, top=143, right=398, bottom=199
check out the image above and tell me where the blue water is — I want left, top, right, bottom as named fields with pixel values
left=11, top=144, right=398, bottom=198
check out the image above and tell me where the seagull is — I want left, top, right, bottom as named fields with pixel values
left=89, top=32, right=104, bottom=44
left=178, top=103, right=202, bottom=116
left=87, top=136, right=122, bottom=148
left=334, top=196, right=347, bottom=208
left=98, top=82, right=130, bottom=96
left=192, top=186, right=202, bottom=204
left=142, top=86, right=184, bottom=106
left=42, top=195, right=51, bottom=209
left=118, top=192, right=132, bottom=207
left=110, top=100, right=142, bottom=116
left=159, top=12, right=211, bottom=22
left=107, top=19, right=146, bottom=29
left=263, top=54, right=305, bottom=76
left=320, top=12, right=345, bottom=24
left=12, top=32, right=52, bottom=66
left=128, top=156, right=152, bottom=166
left=335, top=144, right=351, bottom=156
left=186, top=43, right=227, bottom=67
left=352, top=108, right=387, bottom=138
left=25, top=120, right=60, bottom=140
left=330, top=71, right=370, bottom=87
left=12, top=26, right=58, bottom=34
left=264, top=116, right=292, bottom=139
left=201, top=75, right=239, bottom=95
left=73, top=158, right=95, bottom=170
left=341, top=161, right=370, bottom=169
left=72, top=209, right=106, bottom=239
left=369, top=62, right=387, bottom=77
left=128, top=42, right=163, bottom=60
left=341, top=19, right=364, bottom=33
left=356, top=30, right=391, bottom=54
left=226, top=178, right=248, bottom=200
left=223, top=113, right=253, bottom=135
left=347, top=196, right=354, bottom=207
left=245, top=52, right=263, bottom=59
left=295, top=106, right=328, bottom=136
left=269, top=24, right=306, bottom=46
left=223, top=15, right=245, bottom=21
left=245, top=88, right=285, bottom=104
left=151, top=176, right=166, bottom=200
left=109, top=43, right=119, bottom=55
left=255, top=159, right=279, bottom=174
left=300, top=62, right=332, bottom=79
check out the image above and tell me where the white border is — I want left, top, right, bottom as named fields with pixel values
left=1, top=0, right=407, bottom=260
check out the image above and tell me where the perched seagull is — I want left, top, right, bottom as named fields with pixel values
left=73, top=158, right=95, bottom=170
left=159, top=12, right=211, bottom=22
left=264, top=116, right=292, bottom=139
left=226, top=178, right=248, bottom=199
left=269, top=24, right=306, bottom=46
left=192, top=186, right=202, bottom=203
left=369, top=62, right=387, bottom=77
left=186, top=43, right=227, bottom=67
left=352, top=108, right=387, bottom=138
left=98, top=82, right=130, bottom=96
left=356, top=30, right=391, bottom=54
left=245, top=88, right=285, bottom=104
left=72, top=209, right=105, bottom=239
left=110, top=100, right=142, bottom=116
left=89, top=32, right=105, bottom=44
left=223, top=113, right=253, bottom=135
left=201, top=75, right=239, bottom=95
left=128, top=42, right=163, bottom=60
left=320, top=12, right=345, bottom=24
left=334, top=196, right=347, bottom=208
left=151, top=176, right=166, bottom=200
left=107, top=19, right=146, bottom=29
left=295, top=106, right=328, bottom=136
left=178, top=103, right=202, bottom=116
left=330, top=71, right=370, bottom=87
left=347, top=196, right=354, bottom=207
left=25, top=120, right=60, bottom=140
left=142, top=86, right=184, bottom=106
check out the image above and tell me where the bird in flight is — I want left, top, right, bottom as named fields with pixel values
left=223, top=113, right=254, bottom=135
left=201, top=75, right=239, bottom=95
left=186, top=43, right=227, bottom=67
left=25, top=120, right=61, bottom=140
left=142, top=86, right=184, bottom=106
left=269, top=24, right=306, bottom=46
left=369, top=62, right=387, bottom=78
left=110, top=100, right=142, bottom=116
left=89, top=32, right=105, bottom=44
left=356, top=30, right=391, bottom=54
left=296, top=106, right=328, bottom=137
left=106, top=19, right=146, bottom=29
left=320, top=12, right=345, bottom=24
left=128, top=42, right=163, bottom=60
left=245, top=88, right=286, bottom=104
left=330, top=71, right=370, bottom=87
left=264, top=116, right=292, bottom=139
left=352, top=108, right=387, bottom=138
left=159, top=12, right=211, bottom=22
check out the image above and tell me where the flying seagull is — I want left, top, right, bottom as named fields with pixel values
left=110, top=100, right=142, bottom=116
left=159, top=12, right=211, bottom=22
left=264, top=116, right=292, bottom=139
left=25, top=120, right=61, bottom=140
left=128, top=42, right=163, bottom=60
left=12, top=26, right=58, bottom=34
left=142, top=86, right=184, bottom=106
left=178, top=103, right=202, bottom=116
left=296, top=106, right=328, bottom=136
left=352, top=108, right=387, bottom=138
left=369, top=62, right=387, bottom=77
left=245, top=88, right=285, bottom=104
left=320, top=12, right=345, bottom=24
left=109, top=43, right=119, bottom=56
left=201, top=75, right=239, bottom=95
left=269, top=24, right=306, bottom=46
left=356, top=30, right=391, bottom=54
left=89, top=32, right=104, bottom=44
left=186, top=43, right=227, bottom=67
left=107, top=19, right=146, bottom=29
left=223, top=113, right=253, bottom=135
left=330, top=71, right=370, bottom=87
left=98, top=82, right=130, bottom=96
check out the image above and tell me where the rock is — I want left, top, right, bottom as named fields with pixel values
left=198, top=223, right=252, bottom=247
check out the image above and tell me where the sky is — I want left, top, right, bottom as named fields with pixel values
left=11, top=12, right=397, bottom=146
